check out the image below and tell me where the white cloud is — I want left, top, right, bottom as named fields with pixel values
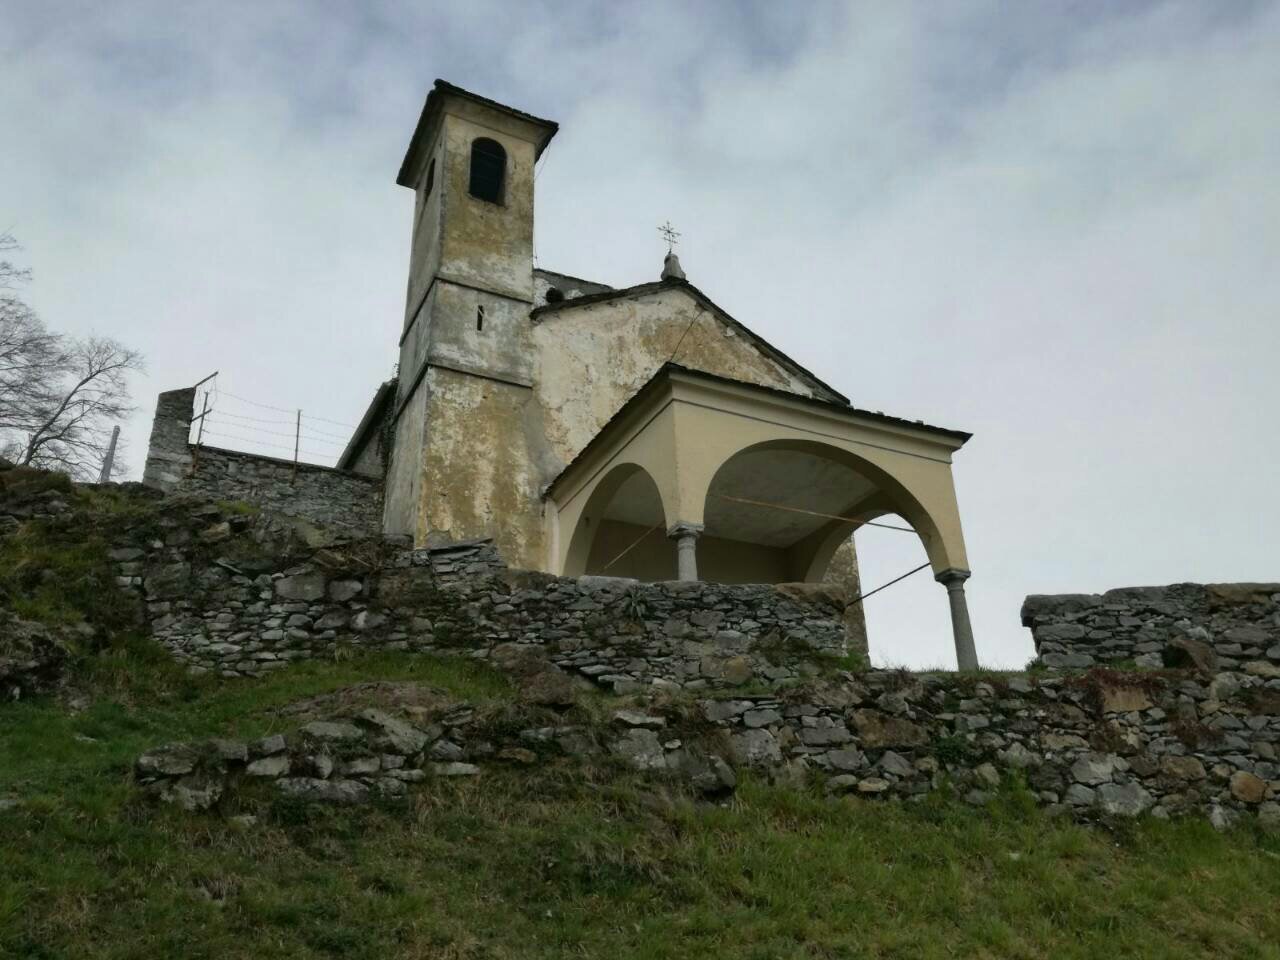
left=3, top=0, right=1277, bottom=667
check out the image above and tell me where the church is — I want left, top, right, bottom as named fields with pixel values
left=333, top=80, right=978, bottom=668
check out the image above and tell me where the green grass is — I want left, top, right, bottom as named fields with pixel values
left=2, top=650, right=1280, bottom=959
left=0, top=519, right=139, bottom=630
left=216, top=500, right=260, bottom=516
left=0, top=649, right=510, bottom=798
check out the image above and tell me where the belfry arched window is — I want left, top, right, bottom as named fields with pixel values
left=468, top=138, right=506, bottom=204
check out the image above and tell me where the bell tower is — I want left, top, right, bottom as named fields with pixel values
left=383, top=81, right=559, bottom=551
left=397, top=79, right=557, bottom=321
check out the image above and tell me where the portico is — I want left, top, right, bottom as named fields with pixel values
left=544, top=363, right=979, bottom=669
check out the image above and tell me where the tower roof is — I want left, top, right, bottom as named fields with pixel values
left=397, top=79, right=559, bottom=188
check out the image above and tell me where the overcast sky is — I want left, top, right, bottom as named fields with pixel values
left=3, top=1, right=1278, bottom=669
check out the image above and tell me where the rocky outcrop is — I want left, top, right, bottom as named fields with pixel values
left=0, top=612, right=77, bottom=699
left=0, top=463, right=75, bottom=536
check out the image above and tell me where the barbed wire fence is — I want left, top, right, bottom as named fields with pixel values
left=186, top=372, right=361, bottom=471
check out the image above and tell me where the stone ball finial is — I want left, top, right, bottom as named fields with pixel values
left=661, top=252, right=686, bottom=282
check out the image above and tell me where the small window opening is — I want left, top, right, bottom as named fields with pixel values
left=544, top=286, right=564, bottom=304
left=423, top=158, right=436, bottom=199
left=468, top=138, right=506, bottom=204
left=476, top=305, right=485, bottom=331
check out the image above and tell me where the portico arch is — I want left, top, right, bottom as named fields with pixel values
left=561, top=462, right=671, bottom=579
left=699, top=439, right=949, bottom=583
left=674, top=422, right=968, bottom=577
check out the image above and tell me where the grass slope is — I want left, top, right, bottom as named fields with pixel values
left=2, top=649, right=1279, bottom=960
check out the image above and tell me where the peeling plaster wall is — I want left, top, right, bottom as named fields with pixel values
left=410, top=284, right=838, bottom=570
left=530, top=290, right=820, bottom=469
left=403, top=125, right=444, bottom=330
left=426, top=282, right=533, bottom=384
left=383, top=385, right=428, bottom=537
left=398, top=287, right=874, bottom=588
left=584, top=519, right=802, bottom=585
left=437, top=111, right=537, bottom=302
left=388, top=96, right=547, bottom=550
left=417, top=366, right=543, bottom=565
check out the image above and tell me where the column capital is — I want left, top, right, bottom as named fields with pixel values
left=934, top=567, right=971, bottom=587
left=667, top=521, right=705, bottom=541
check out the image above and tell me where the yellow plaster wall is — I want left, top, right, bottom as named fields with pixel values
left=530, top=289, right=819, bottom=469
left=437, top=112, right=537, bottom=303
left=584, top=519, right=811, bottom=585
left=416, top=366, right=543, bottom=568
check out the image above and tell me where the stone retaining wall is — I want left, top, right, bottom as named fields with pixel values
left=142, top=386, right=383, bottom=538
left=116, top=501, right=851, bottom=691
left=1023, top=583, right=1280, bottom=674
left=703, top=665, right=1280, bottom=827
left=135, top=657, right=1280, bottom=830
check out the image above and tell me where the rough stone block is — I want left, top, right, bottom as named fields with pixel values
left=275, top=572, right=326, bottom=602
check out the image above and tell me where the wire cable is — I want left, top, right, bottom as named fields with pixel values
left=599, top=523, right=664, bottom=573
left=299, top=412, right=360, bottom=429
left=845, top=563, right=931, bottom=608
left=216, top=388, right=360, bottom=429
left=299, top=419, right=356, bottom=442
left=219, top=389, right=295, bottom=414
left=201, top=428, right=337, bottom=461
left=712, top=494, right=916, bottom=533
left=205, top=418, right=299, bottom=442
left=211, top=408, right=297, bottom=427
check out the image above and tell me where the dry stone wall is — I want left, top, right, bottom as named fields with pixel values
left=142, top=386, right=383, bottom=538
left=133, top=654, right=1280, bottom=830
left=112, top=501, right=851, bottom=691
left=705, top=668, right=1280, bottom=828
left=1023, top=583, right=1280, bottom=675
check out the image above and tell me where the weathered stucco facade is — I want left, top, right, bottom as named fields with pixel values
left=377, top=83, right=870, bottom=575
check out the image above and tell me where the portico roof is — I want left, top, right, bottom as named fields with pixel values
left=543, top=362, right=971, bottom=501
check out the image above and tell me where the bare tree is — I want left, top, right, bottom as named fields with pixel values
left=1, top=241, right=64, bottom=440
left=0, top=233, right=144, bottom=478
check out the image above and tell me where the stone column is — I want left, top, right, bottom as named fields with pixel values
left=142, top=386, right=197, bottom=492
left=667, top=522, right=704, bottom=582
left=937, top=569, right=978, bottom=672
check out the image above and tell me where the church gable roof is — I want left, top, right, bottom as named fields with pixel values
left=529, top=278, right=849, bottom=405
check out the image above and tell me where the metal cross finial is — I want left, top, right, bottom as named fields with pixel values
left=658, top=220, right=681, bottom=252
